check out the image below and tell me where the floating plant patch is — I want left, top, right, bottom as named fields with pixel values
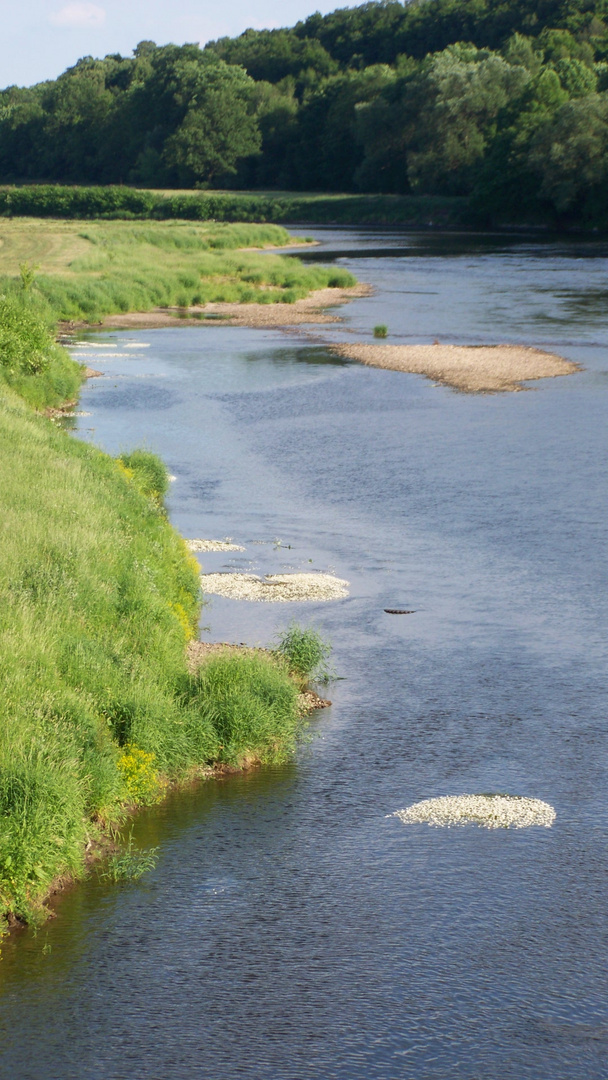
left=201, top=571, right=349, bottom=602
left=388, top=794, right=556, bottom=829
left=187, top=538, right=246, bottom=552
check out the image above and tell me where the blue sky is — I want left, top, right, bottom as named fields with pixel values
left=2, top=0, right=345, bottom=88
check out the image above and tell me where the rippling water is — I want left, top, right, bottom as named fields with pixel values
left=1, top=229, right=607, bottom=1080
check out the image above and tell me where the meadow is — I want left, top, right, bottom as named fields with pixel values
left=0, top=217, right=356, bottom=323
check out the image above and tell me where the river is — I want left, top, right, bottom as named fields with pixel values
left=1, top=228, right=607, bottom=1079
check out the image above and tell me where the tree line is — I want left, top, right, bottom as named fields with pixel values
left=1, top=0, right=608, bottom=225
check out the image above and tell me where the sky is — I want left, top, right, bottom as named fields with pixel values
left=1, top=0, right=346, bottom=88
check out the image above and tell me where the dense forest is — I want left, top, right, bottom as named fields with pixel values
left=2, top=0, right=608, bottom=225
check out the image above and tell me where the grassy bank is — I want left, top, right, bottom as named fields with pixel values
left=0, top=383, right=311, bottom=932
left=0, top=185, right=468, bottom=228
left=0, top=259, right=332, bottom=936
left=0, top=218, right=356, bottom=323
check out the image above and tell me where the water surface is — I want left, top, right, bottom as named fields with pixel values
left=1, top=229, right=607, bottom=1080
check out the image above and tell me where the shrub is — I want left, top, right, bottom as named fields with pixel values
left=274, top=623, right=333, bottom=682
left=192, top=653, right=301, bottom=766
left=116, top=745, right=166, bottom=805
left=0, top=292, right=82, bottom=408
left=373, top=324, right=388, bottom=338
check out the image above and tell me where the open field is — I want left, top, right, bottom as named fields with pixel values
left=0, top=218, right=356, bottom=324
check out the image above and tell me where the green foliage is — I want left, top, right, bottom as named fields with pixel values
left=373, top=323, right=388, bottom=338
left=192, top=653, right=301, bottom=766
left=1, top=1, right=607, bottom=225
left=274, top=624, right=333, bottom=682
left=99, top=832, right=158, bottom=882
left=0, top=291, right=82, bottom=408
left=163, top=61, right=262, bottom=182
left=117, top=449, right=170, bottom=507
left=0, top=385, right=314, bottom=927
left=0, top=186, right=467, bottom=227
left=527, top=92, right=608, bottom=211
left=19, top=261, right=38, bottom=292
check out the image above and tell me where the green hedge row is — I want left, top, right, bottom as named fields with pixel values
left=0, top=185, right=467, bottom=225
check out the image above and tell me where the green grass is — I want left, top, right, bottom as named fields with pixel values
left=0, top=206, right=340, bottom=936
left=373, top=324, right=388, bottom=338
left=98, top=833, right=158, bottom=883
left=0, top=218, right=356, bottom=323
left=274, top=624, right=333, bottom=684
left=193, top=653, right=302, bottom=767
left=0, top=290, right=82, bottom=408
left=0, top=385, right=306, bottom=930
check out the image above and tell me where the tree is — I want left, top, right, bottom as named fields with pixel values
left=527, top=91, right=608, bottom=209
left=163, top=61, right=261, bottom=183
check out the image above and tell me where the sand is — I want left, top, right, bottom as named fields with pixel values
left=67, top=284, right=372, bottom=331
left=331, top=342, right=580, bottom=393
left=389, top=794, right=556, bottom=829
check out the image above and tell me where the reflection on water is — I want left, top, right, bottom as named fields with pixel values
left=1, top=230, right=607, bottom=1080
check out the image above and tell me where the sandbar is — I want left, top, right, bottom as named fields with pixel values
left=67, top=285, right=372, bottom=331
left=330, top=342, right=580, bottom=393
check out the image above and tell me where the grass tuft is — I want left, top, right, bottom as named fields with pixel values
left=99, top=832, right=158, bottom=882
left=274, top=624, right=333, bottom=683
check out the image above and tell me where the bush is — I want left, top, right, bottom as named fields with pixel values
left=0, top=294, right=52, bottom=376
left=0, top=292, right=82, bottom=408
left=274, top=623, right=332, bottom=682
left=116, top=745, right=166, bottom=805
left=192, top=653, right=301, bottom=766
left=373, top=324, right=388, bottom=338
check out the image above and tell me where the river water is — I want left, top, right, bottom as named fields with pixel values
left=1, top=229, right=607, bottom=1079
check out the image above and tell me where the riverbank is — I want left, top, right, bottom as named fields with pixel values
left=330, top=342, right=580, bottom=393
left=0, top=369, right=326, bottom=937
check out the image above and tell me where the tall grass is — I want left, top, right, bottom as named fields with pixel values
left=274, top=624, right=333, bottom=683
left=0, top=219, right=356, bottom=323
left=0, top=209, right=336, bottom=934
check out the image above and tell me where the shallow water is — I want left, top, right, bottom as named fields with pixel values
left=1, top=229, right=607, bottom=1079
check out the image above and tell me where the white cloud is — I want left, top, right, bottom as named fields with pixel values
left=49, top=3, right=106, bottom=29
